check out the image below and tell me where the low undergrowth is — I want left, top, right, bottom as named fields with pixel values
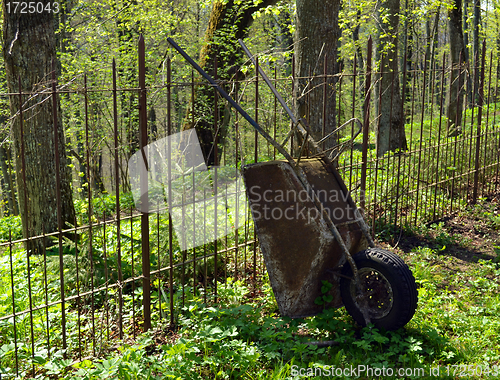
left=29, top=241, right=500, bottom=379
left=1, top=199, right=500, bottom=379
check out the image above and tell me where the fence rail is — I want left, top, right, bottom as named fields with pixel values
left=0, top=35, right=499, bottom=377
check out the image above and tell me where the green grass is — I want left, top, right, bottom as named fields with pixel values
left=1, top=130, right=500, bottom=378
left=14, top=235, right=497, bottom=380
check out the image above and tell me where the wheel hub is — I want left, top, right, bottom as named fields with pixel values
left=350, top=268, right=394, bottom=319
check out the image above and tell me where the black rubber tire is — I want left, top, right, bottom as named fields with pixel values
left=340, top=248, right=418, bottom=331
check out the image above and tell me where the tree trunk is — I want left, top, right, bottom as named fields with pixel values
left=3, top=2, right=75, bottom=253
left=463, top=0, right=473, bottom=105
left=402, top=0, right=413, bottom=118
left=375, top=0, right=407, bottom=156
left=473, top=0, right=481, bottom=103
left=447, top=0, right=466, bottom=133
left=188, top=0, right=279, bottom=166
left=0, top=145, right=18, bottom=216
left=294, top=0, right=341, bottom=154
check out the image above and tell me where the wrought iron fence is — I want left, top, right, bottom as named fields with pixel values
left=0, top=35, right=499, bottom=377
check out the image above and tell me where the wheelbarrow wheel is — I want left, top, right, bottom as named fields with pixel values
left=340, top=248, right=418, bottom=331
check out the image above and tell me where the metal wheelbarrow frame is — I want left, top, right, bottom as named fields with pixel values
left=167, top=38, right=418, bottom=331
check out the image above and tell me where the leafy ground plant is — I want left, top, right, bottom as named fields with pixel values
left=1, top=199, right=500, bottom=379
left=33, top=228, right=500, bottom=379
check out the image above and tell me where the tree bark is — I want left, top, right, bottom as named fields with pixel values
left=188, top=0, right=279, bottom=166
left=447, top=0, right=466, bottom=133
left=3, top=2, right=75, bottom=253
left=294, top=0, right=341, bottom=154
left=375, top=0, right=407, bottom=156
left=473, top=0, right=481, bottom=103
left=402, top=0, right=413, bottom=115
left=0, top=146, right=18, bottom=216
left=463, top=0, right=473, bottom=105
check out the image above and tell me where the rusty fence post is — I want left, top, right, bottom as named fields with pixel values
left=18, top=76, right=35, bottom=370
left=112, top=58, right=124, bottom=339
left=84, top=74, right=97, bottom=354
left=51, top=60, right=67, bottom=354
left=167, top=57, right=175, bottom=326
left=360, top=36, right=372, bottom=212
left=472, top=40, right=486, bottom=204
left=394, top=46, right=409, bottom=229
left=138, top=34, right=151, bottom=331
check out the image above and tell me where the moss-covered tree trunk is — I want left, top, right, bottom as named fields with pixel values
left=3, top=1, right=75, bottom=253
left=187, top=0, right=279, bottom=166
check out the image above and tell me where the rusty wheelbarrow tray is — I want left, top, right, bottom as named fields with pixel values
left=167, top=38, right=418, bottom=331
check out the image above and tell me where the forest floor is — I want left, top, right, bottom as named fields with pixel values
left=7, top=194, right=500, bottom=379
left=384, top=194, right=500, bottom=282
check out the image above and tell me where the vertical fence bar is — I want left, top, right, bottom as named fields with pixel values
left=224, top=184, right=228, bottom=283
left=307, top=67, right=311, bottom=129
left=181, top=195, right=186, bottom=307
left=158, top=203, right=162, bottom=317
left=484, top=51, right=493, bottom=194
left=130, top=207, right=136, bottom=338
left=473, top=40, right=486, bottom=203
left=167, top=57, right=175, bottom=325
left=460, top=69, right=470, bottom=206
left=450, top=55, right=464, bottom=214
left=494, top=61, right=500, bottom=194
left=18, top=76, right=36, bottom=370
left=360, top=37, right=372, bottom=212
left=112, top=59, right=124, bottom=339
left=51, top=60, right=67, bottom=355
left=405, top=61, right=417, bottom=226
left=273, top=66, right=277, bottom=160
left=394, top=49, right=408, bottom=229
left=253, top=56, right=258, bottom=292
left=423, top=58, right=437, bottom=222
left=203, top=189, right=208, bottom=304
left=337, top=62, right=342, bottom=148
left=235, top=71, right=240, bottom=278
left=41, top=225, right=50, bottom=358
left=291, top=54, right=295, bottom=155
left=322, top=53, right=327, bottom=150
left=191, top=69, right=197, bottom=297
left=138, top=34, right=151, bottom=331
left=372, top=55, right=384, bottom=234
left=414, top=54, right=428, bottom=226
left=467, top=50, right=479, bottom=202
left=213, top=54, right=219, bottom=303
left=443, top=55, right=455, bottom=216
left=73, top=218, right=81, bottom=359
left=9, top=231, right=18, bottom=376
left=386, top=50, right=397, bottom=228
left=84, top=74, right=96, bottom=354
left=102, top=213, right=109, bottom=340
left=432, top=54, right=446, bottom=221
left=349, top=53, right=357, bottom=191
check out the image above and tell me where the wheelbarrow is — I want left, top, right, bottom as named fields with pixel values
left=167, top=38, right=418, bottom=331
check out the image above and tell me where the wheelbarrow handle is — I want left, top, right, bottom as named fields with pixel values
left=238, top=39, right=298, bottom=126
left=168, top=38, right=375, bottom=326
left=166, top=37, right=295, bottom=166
